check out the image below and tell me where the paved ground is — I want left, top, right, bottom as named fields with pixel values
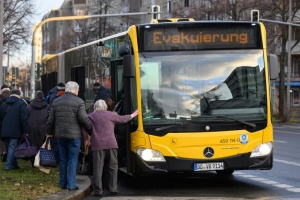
left=38, top=175, right=91, bottom=200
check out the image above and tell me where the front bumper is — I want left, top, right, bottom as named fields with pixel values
left=134, top=151, right=273, bottom=176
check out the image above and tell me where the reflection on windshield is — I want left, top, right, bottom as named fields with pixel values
left=139, top=50, right=266, bottom=124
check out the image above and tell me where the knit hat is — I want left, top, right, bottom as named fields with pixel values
left=57, top=82, right=65, bottom=90
left=93, top=82, right=101, bottom=90
left=11, top=89, right=21, bottom=96
left=35, top=90, right=44, bottom=99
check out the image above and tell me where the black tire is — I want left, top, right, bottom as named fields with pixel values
left=216, top=169, right=234, bottom=175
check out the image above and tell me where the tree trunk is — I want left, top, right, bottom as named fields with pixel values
left=279, top=38, right=287, bottom=122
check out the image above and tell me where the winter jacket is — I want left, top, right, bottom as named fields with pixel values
left=0, top=95, right=28, bottom=138
left=0, top=90, right=10, bottom=106
left=46, top=92, right=92, bottom=139
left=88, top=110, right=131, bottom=151
left=94, top=86, right=112, bottom=102
left=27, top=98, right=50, bottom=147
left=45, top=86, right=58, bottom=104
left=49, top=89, right=65, bottom=105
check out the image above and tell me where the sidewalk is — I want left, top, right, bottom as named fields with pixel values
left=38, top=175, right=91, bottom=200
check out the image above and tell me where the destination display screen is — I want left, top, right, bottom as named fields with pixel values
left=141, top=23, right=261, bottom=51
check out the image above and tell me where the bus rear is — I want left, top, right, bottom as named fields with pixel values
left=120, top=21, right=276, bottom=176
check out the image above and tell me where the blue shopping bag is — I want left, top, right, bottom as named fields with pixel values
left=40, top=137, right=57, bottom=167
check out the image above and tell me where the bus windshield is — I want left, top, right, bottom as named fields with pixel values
left=139, top=50, right=266, bottom=125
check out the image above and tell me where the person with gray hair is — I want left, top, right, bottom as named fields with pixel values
left=47, top=81, right=92, bottom=191
left=87, top=99, right=139, bottom=196
left=65, top=81, right=79, bottom=93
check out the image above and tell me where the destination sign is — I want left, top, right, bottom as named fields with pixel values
left=142, top=24, right=261, bottom=51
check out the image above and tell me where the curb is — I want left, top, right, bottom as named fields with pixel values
left=38, top=175, right=91, bottom=200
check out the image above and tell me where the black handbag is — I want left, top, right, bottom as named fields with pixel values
left=77, top=146, right=92, bottom=175
left=40, top=137, right=57, bottom=167
left=14, top=134, right=38, bottom=159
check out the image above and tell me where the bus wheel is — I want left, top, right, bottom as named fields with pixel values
left=216, top=169, right=234, bottom=175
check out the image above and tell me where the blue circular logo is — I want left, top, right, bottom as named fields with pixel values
left=240, top=133, right=248, bottom=144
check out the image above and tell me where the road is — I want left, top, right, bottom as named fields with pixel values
left=84, top=123, right=300, bottom=200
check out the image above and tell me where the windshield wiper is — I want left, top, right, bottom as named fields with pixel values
left=155, top=122, right=184, bottom=131
left=214, top=115, right=256, bottom=128
left=191, top=115, right=256, bottom=128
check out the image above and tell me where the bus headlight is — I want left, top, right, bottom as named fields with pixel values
left=250, top=142, right=273, bottom=158
left=137, top=148, right=166, bottom=162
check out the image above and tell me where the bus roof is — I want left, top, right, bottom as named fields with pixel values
left=41, top=54, right=56, bottom=61
left=150, top=18, right=195, bottom=23
left=139, top=20, right=260, bottom=27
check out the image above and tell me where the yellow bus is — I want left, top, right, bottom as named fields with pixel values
left=41, top=19, right=278, bottom=176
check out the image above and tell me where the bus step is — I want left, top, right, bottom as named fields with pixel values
left=119, top=167, right=133, bottom=176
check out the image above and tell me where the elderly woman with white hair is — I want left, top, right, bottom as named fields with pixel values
left=89, top=99, right=139, bottom=196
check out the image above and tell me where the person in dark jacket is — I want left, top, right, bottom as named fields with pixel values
left=88, top=99, right=139, bottom=196
left=0, top=85, right=10, bottom=106
left=46, top=82, right=65, bottom=105
left=46, top=81, right=92, bottom=191
left=0, top=89, right=28, bottom=170
left=27, top=91, right=49, bottom=148
left=94, top=78, right=112, bottom=102
left=0, top=85, right=11, bottom=160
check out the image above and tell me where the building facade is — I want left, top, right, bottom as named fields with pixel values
left=41, top=0, right=127, bottom=56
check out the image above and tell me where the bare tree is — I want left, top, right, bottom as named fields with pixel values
left=59, top=0, right=121, bottom=50
left=171, top=0, right=258, bottom=21
left=172, top=1, right=207, bottom=20
left=3, top=0, right=35, bottom=53
left=88, top=0, right=120, bottom=39
left=260, top=0, right=300, bottom=121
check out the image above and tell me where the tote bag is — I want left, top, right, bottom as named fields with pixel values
left=40, top=137, right=57, bottom=167
left=14, top=134, right=38, bottom=159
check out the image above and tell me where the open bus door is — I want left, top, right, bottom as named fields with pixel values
left=111, top=56, right=137, bottom=175
left=111, top=59, right=133, bottom=174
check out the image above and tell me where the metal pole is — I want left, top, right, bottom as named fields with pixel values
left=260, top=18, right=300, bottom=27
left=31, top=40, right=35, bottom=99
left=14, top=66, right=17, bottom=89
left=0, top=0, right=4, bottom=86
left=286, top=0, right=292, bottom=120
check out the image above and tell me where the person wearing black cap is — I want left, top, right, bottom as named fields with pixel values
left=93, top=82, right=101, bottom=100
left=0, top=89, right=28, bottom=170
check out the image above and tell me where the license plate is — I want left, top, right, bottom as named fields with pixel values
left=194, top=162, right=224, bottom=171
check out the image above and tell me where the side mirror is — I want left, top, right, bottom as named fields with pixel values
left=123, top=55, right=135, bottom=78
left=119, top=43, right=130, bottom=57
left=268, top=54, right=279, bottom=80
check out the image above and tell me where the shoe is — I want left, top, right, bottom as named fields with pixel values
left=5, top=166, right=20, bottom=171
left=68, top=186, right=79, bottom=191
left=109, top=191, right=118, bottom=195
left=92, top=190, right=102, bottom=196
